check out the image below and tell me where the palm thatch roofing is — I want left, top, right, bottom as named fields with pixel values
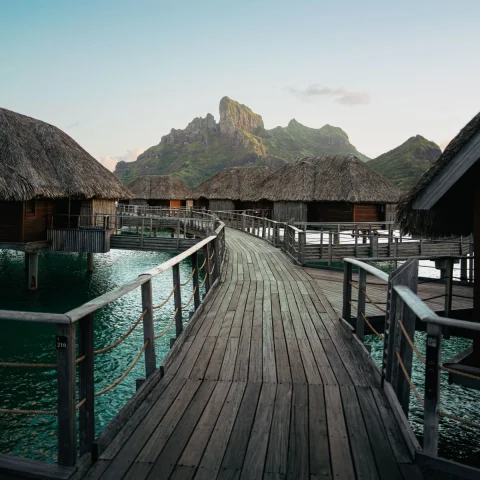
left=127, top=175, right=193, bottom=200
left=0, top=107, right=132, bottom=202
left=397, top=111, right=480, bottom=235
left=253, top=155, right=401, bottom=203
left=193, top=167, right=272, bottom=201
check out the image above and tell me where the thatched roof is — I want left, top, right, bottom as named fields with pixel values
left=397, top=111, right=480, bottom=235
left=193, top=167, right=272, bottom=200
left=127, top=175, right=193, bottom=200
left=254, top=155, right=401, bottom=203
left=0, top=108, right=132, bottom=201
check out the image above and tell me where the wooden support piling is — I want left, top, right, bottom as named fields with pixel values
left=28, top=252, right=39, bottom=290
left=86, top=253, right=94, bottom=273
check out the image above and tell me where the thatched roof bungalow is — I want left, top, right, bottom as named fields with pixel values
left=254, top=155, right=401, bottom=223
left=0, top=107, right=131, bottom=250
left=397, top=111, right=480, bottom=370
left=193, top=166, right=273, bottom=212
left=126, top=175, right=193, bottom=208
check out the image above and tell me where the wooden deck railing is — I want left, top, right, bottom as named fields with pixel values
left=342, top=258, right=480, bottom=458
left=0, top=214, right=226, bottom=470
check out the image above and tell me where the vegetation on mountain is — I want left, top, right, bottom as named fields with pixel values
left=367, top=135, right=441, bottom=191
left=114, top=97, right=369, bottom=188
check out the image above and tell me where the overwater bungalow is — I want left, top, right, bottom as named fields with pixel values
left=126, top=175, right=193, bottom=209
left=0, top=107, right=132, bottom=287
left=254, top=154, right=401, bottom=223
left=397, top=110, right=480, bottom=381
left=193, top=166, right=273, bottom=213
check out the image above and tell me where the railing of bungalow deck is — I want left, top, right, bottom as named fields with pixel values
left=341, top=257, right=480, bottom=459
left=0, top=213, right=226, bottom=468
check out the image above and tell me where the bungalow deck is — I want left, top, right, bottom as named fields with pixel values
left=77, top=227, right=427, bottom=480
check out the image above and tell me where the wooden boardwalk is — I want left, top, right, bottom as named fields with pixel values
left=80, top=227, right=423, bottom=480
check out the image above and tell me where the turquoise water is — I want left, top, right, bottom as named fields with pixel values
left=0, top=245, right=205, bottom=462
left=366, top=334, right=480, bottom=465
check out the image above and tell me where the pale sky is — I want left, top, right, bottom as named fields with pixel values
left=1, top=0, right=479, bottom=170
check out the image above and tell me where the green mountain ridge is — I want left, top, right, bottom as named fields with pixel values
left=114, top=96, right=370, bottom=188
left=367, top=135, right=441, bottom=191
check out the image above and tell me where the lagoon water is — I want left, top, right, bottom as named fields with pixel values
left=0, top=246, right=203, bottom=462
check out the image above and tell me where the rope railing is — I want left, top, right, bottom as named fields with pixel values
left=94, top=339, right=149, bottom=397
left=209, top=263, right=216, bottom=276
left=0, top=354, right=86, bottom=369
left=154, top=308, right=178, bottom=340
left=182, top=287, right=197, bottom=310
left=180, top=269, right=195, bottom=287
left=198, top=257, right=207, bottom=271
left=94, top=309, right=147, bottom=355
left=152, top=285, right=177, bottom=310
left=200, top=273, right=209, bottom=289
left=0, top=398, right=87, bottom=416
left=208, top=251, right=215, bottom=261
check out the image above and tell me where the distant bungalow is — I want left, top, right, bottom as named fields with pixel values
left=193, top=166, right=272, bottom=212
left=254, top=155, right=401, bottom=223
left=0, top=107, right=131, bottom=287
left=126, top=175, right=193, bottom=208
left=397, top=111, right=480, bottom=375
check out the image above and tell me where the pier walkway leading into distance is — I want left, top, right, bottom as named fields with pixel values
left=78, top=227, right=422, bottom=480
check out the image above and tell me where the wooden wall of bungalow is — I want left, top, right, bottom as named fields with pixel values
left=272, top=201, right=389, bottom=223
left=0, top=198, right=117, bottom=244
left=129, top=198, right=189, bottom=208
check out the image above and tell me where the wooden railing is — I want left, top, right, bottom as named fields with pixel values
left=0, top=214, right=226, bottom=470
left=342, top=258, right=480, bottom=458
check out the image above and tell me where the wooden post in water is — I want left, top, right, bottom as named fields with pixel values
left=172, top=264, right=183, bottom=338
left=78, top=313, right=94, bottom=456
left=57, top=322, right=77, bottom=466
left=356, top=269, right=367, bottom=342
left=87, top=253, right=94, bottom=273
left=192, top=252, right=200, bottom=311
left=342, top=262, right=352, bottom=321
left=423, top=322, right=442, bottom=456
left=141, top=278, right=156, bottom=377
left=28, top=252, right=39, bottom=290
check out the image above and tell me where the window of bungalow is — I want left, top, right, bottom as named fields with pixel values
left=25, top=199, right=36, bottom=217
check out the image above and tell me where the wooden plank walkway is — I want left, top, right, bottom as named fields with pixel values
left=80, top=227, right=422, bottom=480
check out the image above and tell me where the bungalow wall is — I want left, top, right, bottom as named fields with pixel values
left=273, top=202, right=308, bottom=223
left=0, top=201, right=23, bottom=242
left=209, top=200, right=235, bottom=212
left=129, top=199, right=148, bottom=206
left=24, top=199, right=55, bottom=241
left=307, top=202, right=353, bottom=223
left=353, top=204, right=386, bottom=223
left=80, top=199, right=117, bottom=228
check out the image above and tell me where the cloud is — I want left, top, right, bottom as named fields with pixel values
left=287, top=84, right=370, bottom=106
left=65, top=121, right=80, bottom=130
left=99, top=147, right=145, bottom=171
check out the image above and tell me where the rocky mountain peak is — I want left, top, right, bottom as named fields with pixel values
left=219, top=96, right=264, bottom=137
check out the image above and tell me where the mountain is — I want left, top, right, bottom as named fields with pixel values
left=115, top=96, right=369, bottom=188
left=367, top=135, right=441, bottom=191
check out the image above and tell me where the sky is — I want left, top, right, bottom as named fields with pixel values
left=1, top=0, right=479, bottom=170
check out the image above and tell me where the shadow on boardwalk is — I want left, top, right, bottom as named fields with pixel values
left=78, top=227, right=421, bottom=480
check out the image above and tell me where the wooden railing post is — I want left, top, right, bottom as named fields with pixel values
left=203, top=244, right=211, bottom=293
left=213, top=237, right=220, bottom=281
left=78, top=313, right=95, bottom=456
left=192, top=252, right=201, bottom=311
left=141, top=278, right=156, bottom=377
left=356, top=269, right=367, bottom=342
left=328, top=232, right=333, bottom=266
left=262, top=217, right=266, bottom=238
left=172, top=264, right=183, bottom=338
left=342, top=262, right=352, bottom=321
left=241, top=214, right=246, bottom=232
left=423, top=323, right=442, bottom=456
left=57, top=322, right=77, bottom=466
left=444, top=258, right=453, bottom=317
left=298, top=230, right=305, bottom=265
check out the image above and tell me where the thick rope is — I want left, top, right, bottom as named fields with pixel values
left=200, top=273, right=209, bottom=289
left=361, top=311, right=384, bottom=340
left=154, top=309, right=178, bottom=340
left=94, top=309, right=147, bottom=355
left=361, top=289, right=387, bottom=313
left=180, top=269, right=196, bottom=287
left=94, top=340, right=149, bottom=397
left=152, top=285, right=177, bottom=310
left=209, top=263, right=216, bottom=276
left=0, top=398, right=87, bottom=416
left=208, top=251, right=215, bottom=261
left=0, top=361, right=56, bottom=369
left=182, top=287, right=197, bottom=310
left=198, top=258, right=207, bottom=271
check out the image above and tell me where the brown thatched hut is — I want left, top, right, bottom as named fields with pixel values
left=193, top=166, right=273, bottom=212
left=254, top=155, right=401, bottom=223
left=126, top=175, right=193, bottom=208
left=397, top=111, right=480, bottom=370
left=0, top=107, right=131, bottom=286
